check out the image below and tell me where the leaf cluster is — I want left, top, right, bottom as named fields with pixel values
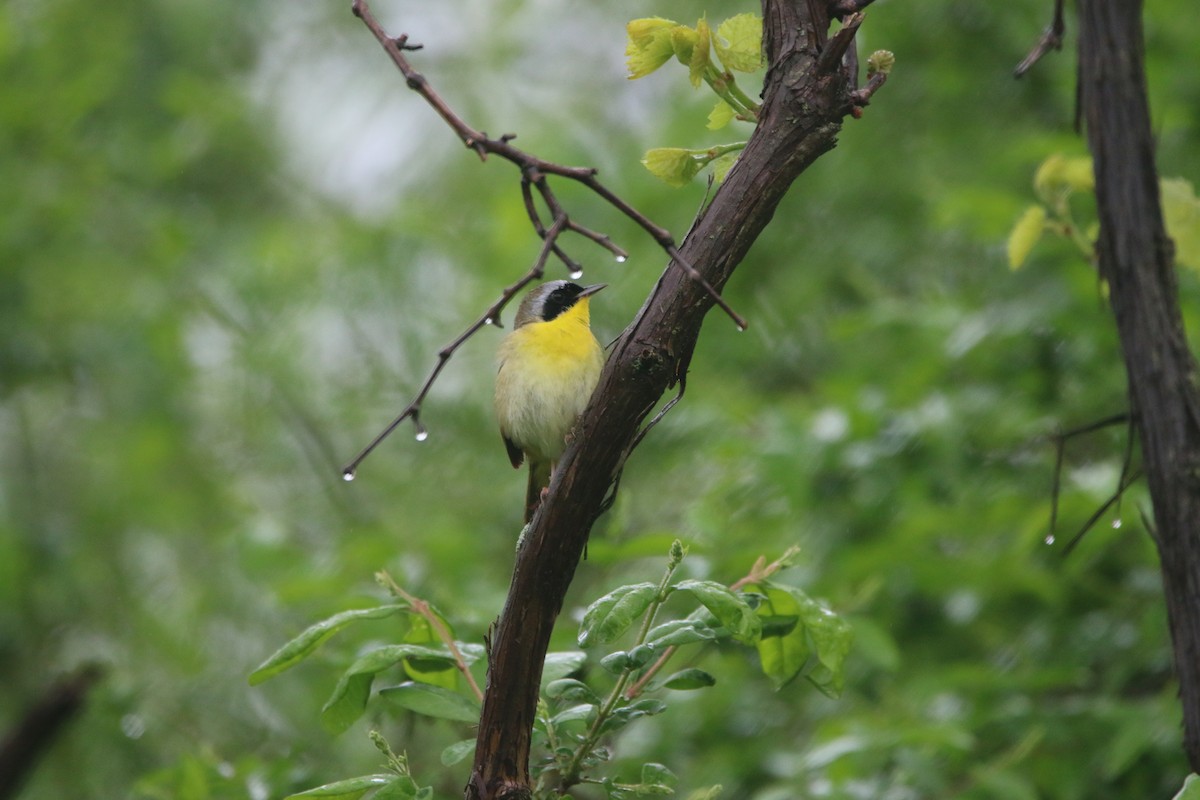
left=252, top=543, right=850, bottom=800
left=625, top=14, right=764, bottom=187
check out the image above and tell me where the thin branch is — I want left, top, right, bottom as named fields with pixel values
left=1014, top=0, right=1066, bottom=78
left=1044, top=412, right=1130, bottom=542
left=377, top=570, right=485, bottom=703
left=350, top=0, right=742, bottom=326
left=829, top=0, right=876, bottom=20
left=817, top=12, right=864, bottom=75
left=341, top=216, right=569, bottom=478
left=1061, top=466, right=1143, bottom=556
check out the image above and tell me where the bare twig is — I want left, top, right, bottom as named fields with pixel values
left=343, top=0, right=748, bottom=475
left=349, top=0, right=741, bottom=325
left=1045, top=412, right=1130, bottom=542
left=341, top=216, right=569, bottom=478
left=377, top=570, right=484, bottom=702
left=1014, top=0, right=1066, bottom=78
left=1061, top=466, right=1143, bottom=556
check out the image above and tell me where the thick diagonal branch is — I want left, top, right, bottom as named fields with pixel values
left=464, top=1, right=873, bottom=797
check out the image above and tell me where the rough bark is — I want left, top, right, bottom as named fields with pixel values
left=1078, top=0, right=1200, bottom=772
left=464, top=1, right=862, bottom=797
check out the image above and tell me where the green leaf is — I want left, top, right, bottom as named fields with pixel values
left=1007, top=205, right=1046, bottom=270
left=641, top=148, right=704, bottom=188
left=673, top=580, right=762, bottom=644
left=662, top=668, right=716, bottom=690
left=1173, top=774, right=1200, bottom=800
left=752, top=583, right=852, bottom=696
left=1034, top=153, right=1092, bottom=203
left=321, top=645, right=457, bottom=734
left=551, top=704, right=596, bottom=726
left=625, top=17, right=677, bottom=79
left=285, top=774, right=395, bottom=800
left=545, top=678, right=599, bottom=704
left=402, top=614, right=457, bottom=690
left=599, top=650, right=633, bottom=674
left=707, top=100, right=735, bottom=131
left=642, top=763, right=678, bottom=789
left=752, top=587, right=810, bottom=690
left=1162, top=177, right=1200, bottom=273
left=685, top=787, right=723, bottom=800
left=713, top=14, right=763, bottom=72
left=379, top=682, right=480, bottom=723
left=644, top=618, right=718, bottom=648
left=710, top=151, right=739, bottom=185
left=578, top=583, right=658, bottom=647
left=372, top=778, right=420, bottom=800
left=249, top=605, right=408, bottom=685
left=440, top=738, right=476, bottom=767
left=542, top=651, right=587, bottom=686
left=599, top=698, right=668, bottom=734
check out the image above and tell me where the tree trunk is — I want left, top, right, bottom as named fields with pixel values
left=464, top=1, right=867, bottom=797
left=1078, top=0, right=1200, bottom=772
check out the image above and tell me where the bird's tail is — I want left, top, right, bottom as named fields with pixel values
left=525, top=461, right=553, bottom=523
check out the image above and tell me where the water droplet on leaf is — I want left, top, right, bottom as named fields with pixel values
left=1044, top=533, right=1056, bottom=545
left=1112, top=518, right=1122, bottom=529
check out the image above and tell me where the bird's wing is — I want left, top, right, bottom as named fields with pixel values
left=503, top=434, right=524, bottom=469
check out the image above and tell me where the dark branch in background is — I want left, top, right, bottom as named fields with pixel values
left=342, top=0, right=746, bottom=476
left=0, top=665, right=103, bottom=800
left=1077, top=0, right=1200, bottom=771
left=1014, top=0, right=1066, bottom=78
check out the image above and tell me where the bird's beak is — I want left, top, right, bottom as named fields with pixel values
left=576, top=283, right=607, bottom=299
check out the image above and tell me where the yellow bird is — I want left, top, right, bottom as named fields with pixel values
left=494, top=281, right=606, bottom=523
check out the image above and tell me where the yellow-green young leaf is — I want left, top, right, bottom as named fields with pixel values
left=707, top=99, right=735, bottom=130
left=1172, top=774, right=1200, bottom=800
left=642, top=148, right=702, bottom=187
left=1007, top=205, right=1047, bottom=270
left=710, top=151, right=739, bottom=185
left=669, top=25, right=701, bottom=67
left=1033, top=154, right=1092, bottom=203
left=1033, top=154, right=1067, bottom=203
left=402, top=613, right=457, bottom=690
left=713, top=13, right=763, bottom=72
left=866, top=49, right=895, bottom=77
left=626, top=17, right=677, bottom=79
left=1162, top=177, right=1200, bottom=273
left=688, top=16, right=712, bottom=88
left=1063, top=156, right=1095, bottom=193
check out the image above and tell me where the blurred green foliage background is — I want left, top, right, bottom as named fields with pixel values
left=2, top=0, right=1199, bottom=797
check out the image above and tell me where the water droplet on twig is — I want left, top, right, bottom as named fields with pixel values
left=342, top=469, right=356, bottom=482
left=1044, top=533, right=1056, bottom=545
left=1111, top=518, right=1122, bottom=529
left=570, top=269, right=584, bottom=280
left=615, top=255, right=627, bottom=263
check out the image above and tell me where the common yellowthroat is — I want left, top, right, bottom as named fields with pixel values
left=494, top=281, right=606, bottom=523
